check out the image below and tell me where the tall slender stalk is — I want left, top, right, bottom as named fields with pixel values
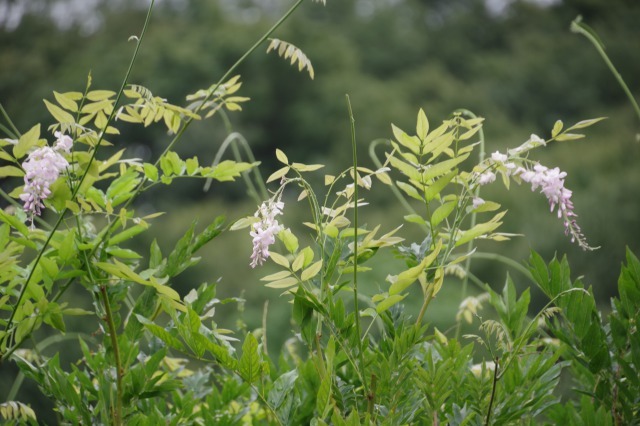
left=455, top=109, right=485, bottom=338
left=100, top=285, right=123, bottom=426
left=346, top=95, right=370, bottom=404
left=0, top=102, right=21, bottom=138
left=485, top=358, right=499, bottom=426
left=571, top=17, right=640, bottom=122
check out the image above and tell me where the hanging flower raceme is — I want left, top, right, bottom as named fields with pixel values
left=513, top=163, right=590, bottom=249
left=249, top=199, right=285, bottom=268
left=474, top=139, right=593, bottom=250
left=20, top=132, right=72, bottom=226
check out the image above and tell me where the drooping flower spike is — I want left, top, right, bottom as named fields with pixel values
left=19, top=132, right=73, bottom=227
left=249, top=198, right=285, bottom=268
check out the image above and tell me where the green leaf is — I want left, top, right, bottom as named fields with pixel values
left=292, top=252, right=305, bottom=272
left=268, top=370, right=298, bottom=409
left=376, top=293, right=407, bottom=313
left=567, top=117, right=606, bottom=131
left=416, top=108, right=429, bottom=141
left=95, top=259, right=181, bottom=302
left=431, top=200, right=456, bottom=227
left=261, top=270, right=293, bottom=281
left=136, top=315, right=186, bottom=351
left=555, top=133, right=585, bottom=142
left=455, top=211, right=505, bottom=246
left=316, top=374, right=332, bottom=418
left=264, top=277, right=298, bottom=289
left=388, top=155, right=420, bottom=181
left=107, top=223, right=149, bottom=246
left=424, top=170, right=456, bottom=201
left=301, top=246, right=314, bottom=268
left=86, top=90, right=116, bottom=101
left=44, top=99, right=75, bottom=124
left=392, top=123, right=420, bottom=155
left=301, top=260, right=322, bottom=281
left=421, top=153, right=469, bottom=181
left=53, top=91, right=79, bottom=112
left=13, top=124, right=40, bottom=159
left=238, top=333, right=261, bottom=383
left=192, top=216, right=225, bottom=254
left=206, top=160, right=257, bottom=182
left=473, top=200, right=501, bottom=213
left=397, top=181, right=423, bottom=201
left=0, top=166, right=23, bottom=178
left=270, top=252, right=290, bottom=268
left=267, top=166, right=290, bottom=183
left=143, top=163, right=158, bottom=182
left=291, top=163, right=324, bottom=172
left=404, top=214, right=426, bottom=225
left=389, top=239, right=442, bottom=295
left=551, top=120, right=563, bottom=138
left=276, top=149, right=289, bottom=164
left=280, top=228, right=299, bottom=254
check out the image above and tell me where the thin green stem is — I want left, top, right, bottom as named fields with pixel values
left=471, top=252, right=535, bottom=285
left=485, top=358, right=499, bottom=426
left=455, top=108, right=485, bottom=339
left=0, top=102, right=21, bottom=138
left=156, top=0, right=305, bottom=162
left=571, top=17, right=640, bottom=122
left=415, top=284, right=435, bottom=326
left=100, top=285, right=123, bottom=426
left=0, top=123, right=18, bottom=139
left=203, top=131, right=268, bottom=202
left=346, top=95, right=370, bottom=402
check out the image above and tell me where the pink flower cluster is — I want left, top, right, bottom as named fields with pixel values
left=250, top=199, right=284, bottom=268
left=20, top=132, right=72, bottom=226
left=475, top=147, right=591, bottom=250
left=513, top=163, right=590, bottom=249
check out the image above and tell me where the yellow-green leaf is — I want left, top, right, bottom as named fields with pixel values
left=267, top=166, right=290, bottom=183
left=13, top=124, right=41, bottom=159
left=260, top=270, right=292, bottom=281
left=416, top=108, right=429, bottom=140
left=276, top=149, right=288, bottom=164
left=44, top=99, right=75, bottom=124
left=301, top=260, right=322, bottom=281
left=0, top=166, right=23, bottom=178
left=551, top=120, right=563, bottom=138
left=567, top=117, right=606, bottom=131
left=555, top=133, right=585, bottom=142
left=53, top=91, right=78, bottom=112
left=264, top=277, right=299, bottom=288
left=389, top=239, right=442, bottom=295
left=376, top=293, right=407, bottom=314
left=269, top=252, right=290, bottom=268
left=292, top=252, right=305, bottom=272
left=86, top=90, right=116, bottom=101
left=431, top=201, right=456, bottom=227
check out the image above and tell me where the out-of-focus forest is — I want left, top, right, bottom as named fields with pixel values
left=1, top=0, right=639, bottom=381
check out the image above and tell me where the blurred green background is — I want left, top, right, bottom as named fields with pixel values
left=1, top=0, right=639, bottom=414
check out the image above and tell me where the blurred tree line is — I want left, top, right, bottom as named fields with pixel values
left=1, top=0, right=639, bottom=344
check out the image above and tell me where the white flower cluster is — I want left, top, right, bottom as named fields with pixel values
left=20, top=132, right=72, bottom=226
left=250, top=199, right=284, bottom=268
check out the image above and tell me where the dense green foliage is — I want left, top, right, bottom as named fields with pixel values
left=0, top=0, right=639, bottom=424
